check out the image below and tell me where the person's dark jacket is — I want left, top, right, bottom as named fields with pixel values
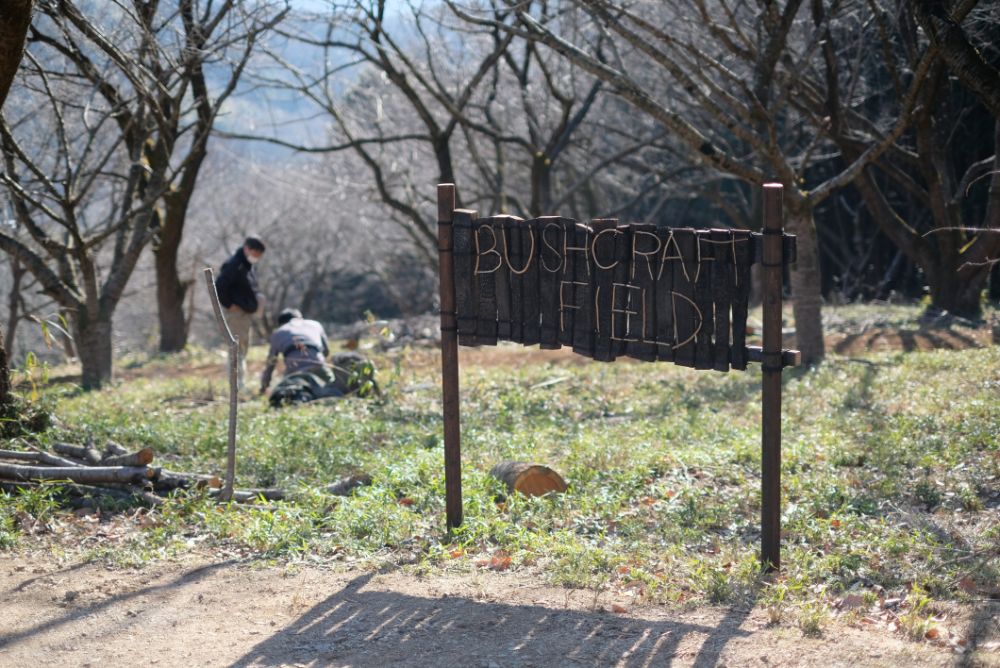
left=215, top=247, right=260, bottom=313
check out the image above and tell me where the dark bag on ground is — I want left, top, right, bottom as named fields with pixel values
left=269, top=352, right=379, bottom=408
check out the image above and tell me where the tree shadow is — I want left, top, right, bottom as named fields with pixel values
left=231, top=573, right=754, bottom=667
left=0, top=560, right=238, bottom=650
left=961, top=599, right=1000, bottom=666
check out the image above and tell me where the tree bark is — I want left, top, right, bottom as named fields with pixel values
left=74, top=315, right=113, bottom=390
left=0, top=449, right=81, bottom=467
left=154, top=214, right=189, bottom=352
left=0, top=0, right=33, bottom=107
left=911, top=0, right=1000, bottom=120
left=786, top=204, right=826, bottom=365
left=0, top=323, right=10, bottom=410
left=0, top=0, right=33, bottom=409
left=0, top=462, right=155, bottom=484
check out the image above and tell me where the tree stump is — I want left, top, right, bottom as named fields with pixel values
left=489, top=461, right=567, bottom=497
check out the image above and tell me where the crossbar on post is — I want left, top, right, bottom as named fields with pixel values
left=437, top=184, right=463, bottom=530
left=761, top=183, right=784, bottom=572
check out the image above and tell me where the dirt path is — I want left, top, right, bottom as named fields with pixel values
left=0, top=554, right=973, bottom=668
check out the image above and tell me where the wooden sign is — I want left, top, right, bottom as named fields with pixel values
left=437, top=183, right=799, bottom=572
left=452, top=215, right=776, bottom=372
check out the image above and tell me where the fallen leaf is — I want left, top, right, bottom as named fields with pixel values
left=836, top=594, right=865, bottom=611
left=958, top=576, right=977, bottom=595
left=449, top=549, right=464, bottom=559
left=488, top=555, right=512, bottom=571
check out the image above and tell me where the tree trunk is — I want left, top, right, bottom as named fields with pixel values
left=154, top=200, right=190, bottom=352
left=0, top=323, right=10, bottom=410
left=786, top=205, right=826, bottom=365
left=0, top=0, right=33, bottom=407
left=530, top=153, right=552, bottom=217
left=74, top=316, right=113, bottom=390
left=0, top=1, right=33, bottom=107
left=925, top=261, right=991, bottom=318
left=155, top=241, right=189, bottom=352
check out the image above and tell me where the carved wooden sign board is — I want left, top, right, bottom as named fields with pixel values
left=437, top=183, right=799, bottom=571
left=452, top=213, right=793, bottom=371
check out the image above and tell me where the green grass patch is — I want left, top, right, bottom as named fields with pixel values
left=2, top=307, right=999, bottom=620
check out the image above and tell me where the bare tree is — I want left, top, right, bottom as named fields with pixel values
left=0, top=1, right=285, bottom=387
left=0, top=0, right=34, bottom=407
left=236, top=0, right=665, bottom=272
left=813, top=1, right=999, bottom=317
left=912, top=0, right=1000, bottom=119
left=450, top=0, right=944, bottom=364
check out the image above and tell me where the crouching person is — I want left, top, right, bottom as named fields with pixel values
left=260, top=308, right=331, bottom=395
left=262, top=308, right=380, bottom=407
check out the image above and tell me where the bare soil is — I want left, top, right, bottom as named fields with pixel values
left=3, top=552, right=994, bottom=668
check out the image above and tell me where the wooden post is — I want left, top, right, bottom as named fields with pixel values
left=203, top=268, right=238, bottom=503
left=438, top=184, right=463, bottom=529
left=761, top=183, right=783, bottom=571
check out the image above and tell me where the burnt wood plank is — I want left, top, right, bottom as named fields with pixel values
left=626, top=223, right=659, bottom=361
left=655, top=227, right=675, bottom=362
left=474, top=217, right=499, bottom=345
left=492, top=217, right=512, bottom=342
left=558, top=218, right=580, bottom=348
left=571, top=221, right=595, bottom=357
left=693, top=230, right=715, bottom=370
left=520, top=218, right=541, bottom=346
left=503, top=215, right=525, bottom=343
left=670, top=228, right=698, bottom=368
left=537, top=216, right=566, bottom=349
left=452, top=209, right=478, bottom=346
left=711, top=228, right=733, bottom=372
left=590, top=219, right=618, bottom=362
left=730, top=230, right=753, bottom=370
left=609, top=223, right=630, bottom=359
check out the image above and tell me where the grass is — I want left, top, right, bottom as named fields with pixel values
left=2, top=304, right=999, bottom=632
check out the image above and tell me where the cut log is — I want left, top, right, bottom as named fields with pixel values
left=0, top=449, right=82, bottom=468
left=0, top=480, right=162, bottom=508
left=53, top=442, right=103, bottom=465
left=104, top=441, right=129, bottom=457
left=489, top=461, right=568, bottom=497
left=209, top=487, right=285, bottom=502
left=101, top=448, right=154, bottom=467
left=154, top=470, right=222, bottom=491
left=326, top=473, right=372, bottom=496
left=0, top=462, right=155, bottom=484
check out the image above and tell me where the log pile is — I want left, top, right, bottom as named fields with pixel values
left=0, top=440, right=222, bottom=506
left=0, top=440, right=375, bottom=508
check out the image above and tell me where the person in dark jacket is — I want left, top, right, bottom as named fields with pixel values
left=214, top=236, right=266, bottom=391
left=260, top=308, right=330, bottom=394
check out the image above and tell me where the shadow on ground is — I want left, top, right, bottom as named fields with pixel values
left=232, top=573, right=752, bottom=668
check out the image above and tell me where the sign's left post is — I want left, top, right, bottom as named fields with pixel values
left=437, top=183, right=463, bottom=529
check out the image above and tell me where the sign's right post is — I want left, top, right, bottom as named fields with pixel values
left=761, top=183, right=784, bottom=572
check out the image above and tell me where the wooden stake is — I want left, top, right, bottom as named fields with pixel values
left=203, top=268, right=238, bottom=503
left=438, top=184, right=463, bottom=529
left=761, top=183, right=784, bottom=572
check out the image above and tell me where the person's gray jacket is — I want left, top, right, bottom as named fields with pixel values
left=260, top=318, right=330, bottom=391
